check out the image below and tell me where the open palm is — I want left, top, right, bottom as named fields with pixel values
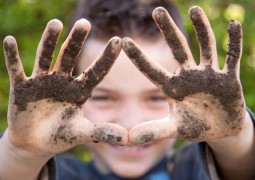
left=123, top=7, right=246, bottom=143
left=3, top=19, right=127, bottom=155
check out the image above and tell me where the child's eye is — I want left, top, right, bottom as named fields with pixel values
left=88, top=95, right=116, bottom=108
left=90, top=96, right=114, bottom=102
left=148, top=96, right=166, bottom=102
left=146, top=95, right=168, bottom=109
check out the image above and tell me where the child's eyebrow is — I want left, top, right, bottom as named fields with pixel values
left=92, top=87, right=163, bottom=94
left=146, top=89, right=163, bottom=93
left=92, top=87, right=113, bottom=93
left=137, top=87, right=163, bottom=94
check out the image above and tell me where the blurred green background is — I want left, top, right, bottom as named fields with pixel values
left=0, top=0, right=255, bottom=160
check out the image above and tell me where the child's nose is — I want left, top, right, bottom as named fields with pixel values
left=115, top=102, right=145, bottom=130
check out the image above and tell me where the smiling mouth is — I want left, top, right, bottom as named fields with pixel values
left=108, top=144, right=152, bottom=157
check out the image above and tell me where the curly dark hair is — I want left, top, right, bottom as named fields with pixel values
left=68, top=0, right=186, bottom=41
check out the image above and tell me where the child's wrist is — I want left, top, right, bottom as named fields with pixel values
left=207, top=110, right=254, bottom=155
left=1, top=129, right=52, bottom=161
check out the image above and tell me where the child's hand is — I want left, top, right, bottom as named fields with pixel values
left=3, top=19, right=127, bottom=155
left=123, top=7, right=247, bottom=144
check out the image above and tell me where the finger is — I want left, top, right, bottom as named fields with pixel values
left=72, top=120, right=128, bottom=145
left=224, top=20, right=242, bottom=76
left=3, top=36, right=26, bottom=85
left=152, top=7, right=195, bottom=69
left=90, top=122, right=128, bottom=145
left=189, top=6, right=218, bottom=69
left=32, top=19, right=63, bottom=76
left=54, top=19, right=90, bottom=75
left=77, top=37, right=121, bottom=89
left=122, top=37, right=171, bottom=88
left=129, top=116, right=177, bottom=145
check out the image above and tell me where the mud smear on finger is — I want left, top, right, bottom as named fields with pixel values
left=4, top=41, right=18, bottom=66
left=226, top=21, right=242, bottom=72
left=134, top=132, right=155, bottom=144
left=91, top=127, right=122, bottom=144
left=124, top=41, right=169, bottom=85
left=4, top=41, right=25, bottom=84
left=154, top=8, right=188, bottom=64
left=189, top=7, right=211, bottom=61
left=140, top=132, right=154, bottom=143
left=39, top=29, right=60, bottom=71
left=83, top=41, right=118, bottom=88
left=60, top=29, right=87, bottom=73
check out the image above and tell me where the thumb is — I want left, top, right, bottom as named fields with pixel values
left=72, top=119, right=128, bottom=145
left=129, top=115, right=177, bottom=145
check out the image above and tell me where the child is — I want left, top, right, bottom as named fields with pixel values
left=1, top=0, right=255, bottom=179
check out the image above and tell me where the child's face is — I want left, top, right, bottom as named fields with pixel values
left=78, top=38, right=178, bottom=178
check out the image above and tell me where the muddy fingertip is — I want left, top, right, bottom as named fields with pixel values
left=47, top=19, right=63, bottom=31
left=74, top=18, right=91, bottom=31
left=122, top=37, right=135, bottom=50
left=189, top=6, right=203, bottom=21
left=229, top=20, right=241, bottom=29
left=228, top=20, right=242, bottom=41
left=3, top=36, right=16, bottom=46
left=110, top=36, right=121, bottom=44
left=122, top=37, right=131, bottom=46
left=121, top=38, right=141, bottom=60
left=109, top=36, right=121, bottom=51
left=152, top=7, right=167, bottom=19
left=189, top=6, right=203, bottom=16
